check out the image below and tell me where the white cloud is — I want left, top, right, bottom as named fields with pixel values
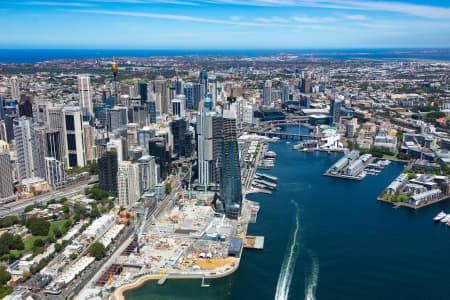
left=196, top=0, right=450, bottom=19
left=24, top=1, right=93, bottom=6
left=254, top=16, right=289, bottom=23
left=345, top=14, right=367, bottom=20
left=293, top=16, right=337, bottom=23
left=230, top=15, right=242, bottom=21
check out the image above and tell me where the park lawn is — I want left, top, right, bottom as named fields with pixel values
left=49, top=220, right=66, bottom=235
left=9, top=220, right=67, bottom=256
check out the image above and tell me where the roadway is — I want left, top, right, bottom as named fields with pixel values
left=73, top=175, right=182, bottom=299
left=0, top=182, right=91, bottom=218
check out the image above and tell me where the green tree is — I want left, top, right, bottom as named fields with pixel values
left=33, top=238, right=45, bottom=248
left=165, top=183, right=172, bottom=195
left=89, top=242, right=106, bottom=260
left=24, top=205, right=35, bottom=213
left=53, top=228, right=62, bottom=239
left=69, top=253, right=77, bottom=260
left=55, top=243, right=64, bottom=252
left=26, top=217, right=50, bottom=236
left=0, top=268, right=11, bottom=285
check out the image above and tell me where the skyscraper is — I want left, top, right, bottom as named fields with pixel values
left=146, top=100, right=157, bottom=124
left=0, top=150, right=15, bottom=204
left=192, top=83, right=203, bottom=110
left=154, top=78, right=170, bottom=115
left=10, top=76, right=20, bottom=100
left=149, top=138, right=170, bottom=180
left=198, top=108, right=216, bottom=185
left=170, top=118, right=193, bottom=159
left=281, top=84, right=290, bottom=105
left=137, top=155, right=157, bottom=194
left=301, top=78, right=311, bottom=94
left=263, top=80, right=272, bottom=106
left=48, top=105, right=67, bottom=162
left=183, top=84, right=193, bottom=109
left=137, top=127, right=155, bottom=153
left=138, top=81, right=148, bottom=102
left=14, top=117, right=38, bottom=182
left=117, top=161, right=140, bottom=209
left=330, top=98, right=342, bottom=126
left=78, top=75, right=93, bottom=117
left=98, top=151, right=118, bottom=193
left=200, top=70, right=208, bottom=98
left=172, top=95, right=186, bottom=118
left=63, top=106, right=86, bottom=168
left=218, top=109, right=242, bottom=219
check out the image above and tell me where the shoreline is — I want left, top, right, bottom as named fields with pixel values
left=112, top=224, right=247, bottom=300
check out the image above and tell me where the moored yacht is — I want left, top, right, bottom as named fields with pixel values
left=440, top=214, right=450, bottom=224
left=433, top=211, right=446, bottom=222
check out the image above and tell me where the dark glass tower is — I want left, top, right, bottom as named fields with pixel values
left=98, top=151, right=118, bottom=193
left=218, top=112, right=242, bottom=219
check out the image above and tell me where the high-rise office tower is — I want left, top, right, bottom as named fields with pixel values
left=138, top=81, right=148, bottom=102
left=19, top=98, right=33, bottom=118
left=281, top=84, right=290, bottom=105
left=0, top=121, right=7, bottom=142
left=175, top=78, right=183, bottom=95
left=170, top=118, right=193, bottom=159
left=44, top=157, right=65, bottom=187
left=0, top=95, right=5, bottom=121
left=83, top=122, right=96, bottom=163
left=330, top=98, right=342, bottom=126
left=183, top=84, right=193, bottom=110
left=192, top=83, right=203, bottom=110
left=198, top=109, right=215, bottom=185
left=146, top=100, right=157, bottom=124
left=78, top=75, right=93, bottom=117
left=117, top=161, right=140, bottom=209
left=48, top=105, right=67, bottom=162
left=34, top=127, right=50, bottom=179
left=263, top=80, right=272, bottom=106
left=13, top=117, right=38, bottom=182
left=0, top=150, right=15, bottom=203
left=36, top=102, right=48, bottom=124
left=218, top=109, right=242, bottom=219
left=128, top=105, right=148, bottom=128
left=98, top=151, right=118, bottom=193
left=10, top=76, right=20, bottom=100
left=200, top=70, right=208, bottom=98
left=137, top=155, right=157, bottom=194
left=109, top=106, right=128, bottom=132
left=208, top=76, right=217, bottom=106
left=127, top=123, right=138, bottom=146
left=153, top=78, right=170, bottom=115
left=107, top=138, right=123, bottom=163
left=172, top=95, right=186, bottom=118
left=63, top=106, right=86, bottom=168
left=301, top=78, right=311, bottom=94
left=137, top=127, right=155, bottom=153
left=149, top=138, right=170, bottom=180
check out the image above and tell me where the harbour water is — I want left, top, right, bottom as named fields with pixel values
left=126, top=127, right=450, bottom=300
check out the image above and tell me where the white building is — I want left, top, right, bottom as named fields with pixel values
left=78, top=75, right=93, bottom=116
left=13, top=117, right=38, bottom=182
left=63, top=106, right=86, bottom=168
left=117, top=161, right=140, bottom=208
left=44, top=157, right=65, bottom=187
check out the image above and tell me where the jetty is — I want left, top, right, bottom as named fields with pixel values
left=157, top=275, right=168, bottom=286
left=255, top=172, right=278, bottom=182
left=244, top=236, right=264, bottom=250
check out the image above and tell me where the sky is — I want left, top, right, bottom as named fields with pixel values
left=0, top=0, right=449, bottom=49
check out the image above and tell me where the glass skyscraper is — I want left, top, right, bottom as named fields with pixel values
left=218, top=110, right=242, bottom=219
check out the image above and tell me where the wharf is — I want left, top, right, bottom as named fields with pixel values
left=244, top=236, right=264, bottom=250
left=253, top=179, right=277, bottom=189
left=323, top=157, right=375, bottom=181
left=157, top=275, right=168, bottom=285
left=255, top=172, right=278, bottom=182
left=377, top=196, right=450, bottom=209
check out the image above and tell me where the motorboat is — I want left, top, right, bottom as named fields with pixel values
left=433, top=211, right=446, bottom=222
left=440, top=214, right=450, bottom=224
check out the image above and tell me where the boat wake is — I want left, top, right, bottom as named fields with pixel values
left=305, top=250, right=319, bottom=300
left=274, top=200, right=301, bottom=300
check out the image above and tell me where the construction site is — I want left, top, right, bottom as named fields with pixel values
left=96, top=191, right=260, bottom=293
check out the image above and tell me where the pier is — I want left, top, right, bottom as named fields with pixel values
left=255, top=172, right=278, bottom=182
left=157, top=275, right=168, bottom=286
left=244, top=236, right=264, bottom=250
left=323, top=157, right=375, bottom=181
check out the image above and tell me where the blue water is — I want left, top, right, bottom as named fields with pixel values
left=126, top=126, right=450, bottom=300
left=0, top=49, right=449, bottom=63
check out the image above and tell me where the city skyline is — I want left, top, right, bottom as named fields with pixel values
left=0, top=0, right=449, bottom=49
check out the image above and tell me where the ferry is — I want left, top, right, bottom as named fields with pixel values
left=434, top=211, right=446, bottom=222
left=265, top=151, right=277, bottom=158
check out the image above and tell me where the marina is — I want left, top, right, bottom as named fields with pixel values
left=323, top=150, right=376, bottom=181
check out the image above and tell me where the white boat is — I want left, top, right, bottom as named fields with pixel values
left=433, top=211, right=446, bottom=222
left=440, top=214, right=450, bottom=224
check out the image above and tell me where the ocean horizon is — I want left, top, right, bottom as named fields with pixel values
left=0, top=48, right=449, bottom=63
